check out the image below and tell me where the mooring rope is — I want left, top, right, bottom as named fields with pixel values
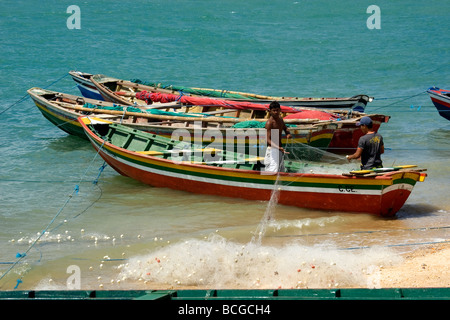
left=0, top=73, right=70, bottom=116
left=369, top=91, right=428, bottom=112
left=0, top=142, right=107, bottom=288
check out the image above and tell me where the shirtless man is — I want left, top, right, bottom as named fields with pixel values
left=264, top=101, right=292, bottom=172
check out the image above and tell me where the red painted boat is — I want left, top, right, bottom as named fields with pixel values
left=79, top=117, right=426, bottom=217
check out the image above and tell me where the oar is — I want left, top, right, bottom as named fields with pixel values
left=349, top=165, right=418, bottom=175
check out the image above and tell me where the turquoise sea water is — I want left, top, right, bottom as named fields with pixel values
left=0, top=0, right=449, bottom=290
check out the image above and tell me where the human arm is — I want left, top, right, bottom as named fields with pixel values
left=284, top=123, right=292, bottom=140
left=346, top=147, right=362, bottom=161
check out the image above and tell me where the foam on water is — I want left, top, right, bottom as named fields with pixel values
left=117, top=234, right=402, bottom=289
left=267, top=216, right=345, bottom=233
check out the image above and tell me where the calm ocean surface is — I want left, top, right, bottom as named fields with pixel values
left=0, top=0, right=449, bottom=290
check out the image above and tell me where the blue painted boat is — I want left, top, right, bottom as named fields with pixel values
left=427, top=87, right=450, bottom=121
left=69, top=70, right=105, bottom=101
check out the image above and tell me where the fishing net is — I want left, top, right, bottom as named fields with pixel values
left=283, top=140, right=355, bottom=174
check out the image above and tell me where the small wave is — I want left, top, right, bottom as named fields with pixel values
left=117, top=234, right=402, bottom=289
left=268, top=216, right=344, bottom=232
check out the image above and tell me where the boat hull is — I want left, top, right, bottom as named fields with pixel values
left=69, top=71, right=105, bottom=101
left=427, top=87, right=450, bottom=121
left=90, top=74, right=372, bottom=110
left=327, top=114, right=388, bottom=153
left=80, top=118, right=424, bottom=216
left=31, top=93, right=87, bottom=138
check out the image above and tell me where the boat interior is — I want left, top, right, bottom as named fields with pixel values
left=89, top=122, right=307, bottom=173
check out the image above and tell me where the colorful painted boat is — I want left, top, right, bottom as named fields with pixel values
left=90, top=74, right=389, bottom=153
left=427, top=87, right=450, bottom=121
left=69, top=71, right=105, bottom=101
left=27, top=87, right=339, bottom=160
left=89, top=73, right=373, bottom=110
left=70, top=71, right=389, bottom=153
left=79, top=116, right=426, bottom=216
left=104, top=89, right=390, bottom=154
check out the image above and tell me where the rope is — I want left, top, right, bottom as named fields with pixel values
left=0, top=178, right=94, bottom=183
left=369, top=91, right=427, bottom=112
left=0, top=73, right=70, bottom=116
left=0, top=185, right=81, bottom=284
left=0, top=142, right=107, bottom=288
left=48, top=164, right=107, bottom=234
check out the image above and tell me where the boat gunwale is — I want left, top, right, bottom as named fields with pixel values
left=92, top=73, right=374, bottom=103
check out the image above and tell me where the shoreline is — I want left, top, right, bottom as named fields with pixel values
left=378, top=242, right=450, bottom=288
left=106, top=242, right=450, bottom=291
left=1, top=242, right=448, bottom=292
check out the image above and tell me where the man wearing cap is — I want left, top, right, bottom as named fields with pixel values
left=346, top=116, right=384, bottom=170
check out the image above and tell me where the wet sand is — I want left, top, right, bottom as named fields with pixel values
left=379, top=243, right=450, bottom=288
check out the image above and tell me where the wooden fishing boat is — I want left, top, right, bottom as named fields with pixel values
left=427, top=87, right=450, bottom=121
left=69, top=71, right=105, bottom=101
left=28, top=86, right=388, bottom=155
left=27, top=87, right=339, bottom=160
left=91, top=75, right=390, bottom=154
left=89, top=73, right=373, bottom=110
left=79, top=116, right=426, bottom=216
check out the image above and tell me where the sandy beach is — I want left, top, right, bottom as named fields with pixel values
left=379, top=243, right=450, bottom=288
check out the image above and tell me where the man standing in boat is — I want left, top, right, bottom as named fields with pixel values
left=346, top=116, right=384, bottom=170
left=264, top=101, right=292, bottom=172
